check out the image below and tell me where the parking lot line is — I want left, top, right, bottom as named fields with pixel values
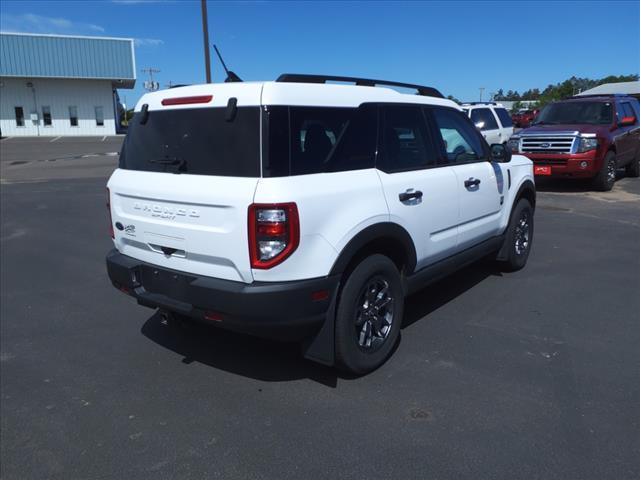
left=102, top=136, right=107, bottom=142
left=50, top=136, right=61, bottom=142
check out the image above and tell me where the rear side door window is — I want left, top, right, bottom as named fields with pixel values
left=621, top=103, right=636, bottom=122
left=263, top=105, right=377, bottom=176
left=430, top=107, right=487, bottom=164
left=378, top=104, right=437, bottom=173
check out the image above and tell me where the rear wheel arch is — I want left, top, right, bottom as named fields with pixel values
left=329, top=223, right=417, bottom=278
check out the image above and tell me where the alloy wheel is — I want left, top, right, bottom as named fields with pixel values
left=514, top=211, right=530, bottom=256
left=355, top=277, right=394, bottom=351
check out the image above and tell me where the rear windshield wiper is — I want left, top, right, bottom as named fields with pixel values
left=149, top=156, right=186, bottom=172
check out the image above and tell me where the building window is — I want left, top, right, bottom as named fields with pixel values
left=42, top=106, right=52, bottom=126
left=15, top=107, right=25, bottom=127
left=69, top=106, right=78, bottom=127
left=95, top=106, right=104, bottom=127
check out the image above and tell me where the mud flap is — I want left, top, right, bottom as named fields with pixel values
left=300, top=283, right=340, bottom=366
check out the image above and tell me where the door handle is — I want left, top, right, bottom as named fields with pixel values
left=464, top=178, right=481, bottom=188
left=398, top=190, right=423, bottom=202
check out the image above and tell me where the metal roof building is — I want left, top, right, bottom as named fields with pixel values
left=576, top=81, right=640, bottom=99
left=0, top=32, right=136, bottom=136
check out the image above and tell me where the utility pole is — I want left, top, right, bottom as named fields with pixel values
left=201, top=0, right=212, bottom=83
left=141, top=67, right=161, bottom=91
left=479, top=87, right=485, bottom=102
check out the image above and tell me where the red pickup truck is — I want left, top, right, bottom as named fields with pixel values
left=508, top=95, right=640, bottom=190
left=512, top=109, right=539, bottom=128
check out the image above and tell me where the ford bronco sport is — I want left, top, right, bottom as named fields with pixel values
left=508, top=95, right=640, bottom=191
left=106, top=74, right=536, bottom=374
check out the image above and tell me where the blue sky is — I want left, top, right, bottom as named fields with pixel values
left=1, top=0, right=639, bottom=106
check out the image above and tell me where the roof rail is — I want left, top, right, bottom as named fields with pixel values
left=461, top=101, right=498, bottom=106
left=276, top=73, right=444, bottom=98
left=570, top=93, right=632, bottom=99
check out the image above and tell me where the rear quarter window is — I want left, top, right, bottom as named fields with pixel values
left=119, top=106, right=261, bottom=177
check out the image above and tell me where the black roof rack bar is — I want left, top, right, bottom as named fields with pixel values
left=276, top=73, right=444, bottom=98
left=461, top=101, right=498, bottom=105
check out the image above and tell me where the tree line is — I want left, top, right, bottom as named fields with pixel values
left=492, top=74, right=638, bottom=107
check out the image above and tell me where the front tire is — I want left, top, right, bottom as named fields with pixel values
left=335, top=255, right=404, bottom=374
left=499, top=199, right=534, bottom=272
left=593, top=151, right=616, bottom=191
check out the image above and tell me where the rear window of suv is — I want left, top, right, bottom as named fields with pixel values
left=119, top=107, right=261, bottom=177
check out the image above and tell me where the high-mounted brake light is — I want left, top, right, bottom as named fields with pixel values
left=161, top=95, right=213, bottom=106
left=107, top=187, right=114, bottom=239
left=248, top=203, right=299, bottom=269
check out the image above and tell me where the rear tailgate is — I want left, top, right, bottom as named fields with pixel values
left=108, top=169, right=257, bottom=282
left=108, top=83, right=264, bottom=283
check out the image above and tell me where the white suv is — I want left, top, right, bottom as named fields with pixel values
left=462, top=102, right=514, bottom=145
left=106, top=74, right=535, bottom=374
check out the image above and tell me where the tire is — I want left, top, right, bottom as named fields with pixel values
left=625, top=152, right=640, bottom=178
left=593, top=151, right=617, bottom=191
left=335, top=254, right=404, bottom=374
left=498, top=199, right=534, bottom=272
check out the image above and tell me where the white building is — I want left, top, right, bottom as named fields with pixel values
left=0, top=33, right=136, bottom=136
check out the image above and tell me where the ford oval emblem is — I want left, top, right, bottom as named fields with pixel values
left=540, top=142, right=551, bottom=148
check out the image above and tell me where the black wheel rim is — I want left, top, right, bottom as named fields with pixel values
left=354, top=276, right=394, bottom=351
left=514, top=210, right=530, bottom=256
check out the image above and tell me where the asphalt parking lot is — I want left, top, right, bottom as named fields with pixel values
left=1, top=137, right=639, bottom=480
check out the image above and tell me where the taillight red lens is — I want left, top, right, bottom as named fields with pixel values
left=248, top=203, right=299, bottom=269
left=107, top=187, right=114, bottom=239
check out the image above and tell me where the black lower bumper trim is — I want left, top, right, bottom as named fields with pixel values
left=106, top=249, right=340, bottom=341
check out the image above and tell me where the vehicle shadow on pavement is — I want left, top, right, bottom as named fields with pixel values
left=140, top=311, right=344, bottom=387
left=402, top=260, right=501, bottom=329
left=140, top=260, right=501, bottom=387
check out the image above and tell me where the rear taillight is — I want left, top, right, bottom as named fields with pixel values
left=248, top=203, right=299, bottom=269
left=107, top=187, right=114, bottom=238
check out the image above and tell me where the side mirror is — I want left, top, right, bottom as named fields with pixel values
left=620, top=115, right=636, bottom=126
left=490, top=143, right=512, bottom=163
left=475, top=121, right=485, bottom=130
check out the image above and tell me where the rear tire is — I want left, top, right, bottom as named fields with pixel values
left=335, top=255, right=404, bottom=375
left=593, top=151, right=616, bottom=191
left=625, top=152, right=640, bottom=178
left=498, top=199, right=534, bottom=272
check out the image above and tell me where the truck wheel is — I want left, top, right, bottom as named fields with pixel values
left=335, top=254, right=404, bottom=374
left=625, top=154, right=640, bottom=178
left=498, top=198, right=534, bottom=272
left=593, top=151, right=617, bottom=191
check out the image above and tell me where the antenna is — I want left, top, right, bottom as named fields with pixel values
left=141, top=67, right=161, bottom=91
left=213, top=45, right=242, bottom=83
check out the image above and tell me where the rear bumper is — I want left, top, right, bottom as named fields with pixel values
left=525, top=150, right=599, bottom=178
left=106, top=249, right=339, bottom=341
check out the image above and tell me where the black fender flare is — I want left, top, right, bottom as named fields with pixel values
left=514, top=179, right=536, bottom=209
left=329, top=222, right=417, bottom=276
